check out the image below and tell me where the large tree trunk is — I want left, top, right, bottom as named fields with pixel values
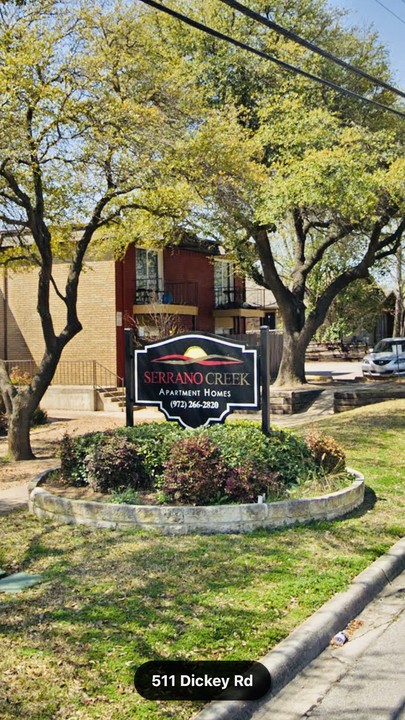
left=3, top=348, right=65, bottom=461
left=7, top=394, right=36, bottom=460
left=275, top=329, right=309, bottom=387
left=393, top=248, right=404, bottom=336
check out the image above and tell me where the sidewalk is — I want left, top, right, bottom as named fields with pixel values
left=0, top=483, right=29, bottom=515
left=253, top=568, right=405, bottom=720
left=195, top=538, right=405, bottom=720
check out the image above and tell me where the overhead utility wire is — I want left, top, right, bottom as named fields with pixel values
left=219, top=0, right=405, bottom=98
left=137, top=0, right=405, bottom=119
left=373, top=0, right=405, bottom=25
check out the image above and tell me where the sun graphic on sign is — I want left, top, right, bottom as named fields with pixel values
left=152, top=344, right=242, bottom=366
left=183, top=346, right=207, bottom=360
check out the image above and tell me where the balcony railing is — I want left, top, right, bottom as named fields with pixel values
left=135, top=281, right=198, bottom=307
left=214, top=286, right=266, bottom=309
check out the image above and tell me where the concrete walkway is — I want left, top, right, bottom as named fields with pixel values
left=0, top=483, right=29, bottom=515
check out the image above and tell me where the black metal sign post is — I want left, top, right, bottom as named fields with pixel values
left=124, top=328, right=134, bottom=427
left=134, top=332, right=259, bottom=429
left=260, top=325, right=271, bottom=435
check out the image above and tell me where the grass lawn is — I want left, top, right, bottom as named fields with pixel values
left=0, top=400, right=404, bottom=720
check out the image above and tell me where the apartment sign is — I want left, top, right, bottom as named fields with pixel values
left=134, top=333, right=259, bottom=429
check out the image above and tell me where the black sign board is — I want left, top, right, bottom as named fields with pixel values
left=134, top=333, right=259, bottom=429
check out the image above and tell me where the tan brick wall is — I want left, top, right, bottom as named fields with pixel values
left=3, top=260, right=117, bottom=378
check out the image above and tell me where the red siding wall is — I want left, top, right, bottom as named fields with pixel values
left=115, top=245, right=216, bottom=378
left=163, top=247, right=215, bottom=333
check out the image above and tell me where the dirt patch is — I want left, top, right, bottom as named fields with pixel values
left=0, top=412, right=126, bottom=489
left=42, top=477, right=160, bottom=505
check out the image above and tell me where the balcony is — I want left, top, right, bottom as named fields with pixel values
left=133, top=280, right=199, bottom=317
left=214, top=286, right=266, bottom=311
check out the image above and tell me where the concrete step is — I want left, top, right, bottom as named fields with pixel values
left=97, top=387, right=126, bottom=412
left=101, top=391, right=125, bottom=400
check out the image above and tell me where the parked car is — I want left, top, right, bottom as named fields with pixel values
left=361, top=338, right=405, bottom=376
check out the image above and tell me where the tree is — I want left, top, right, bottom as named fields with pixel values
left=392, top=245, right=405, bottom=336
left=0, top=0, right=199, bottom=459
left=309, top=276, right=385, bottom=345
left=148, top=0, right=405, bottom=385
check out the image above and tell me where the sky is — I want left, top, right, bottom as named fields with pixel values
left=328, top=0, right=405, bottom=88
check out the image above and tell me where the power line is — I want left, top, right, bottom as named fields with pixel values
left=219, top=0, right=405, bottom=99
left=373, top=0, right=405, bottom=25
left=137, top=0, right=405, bottom=119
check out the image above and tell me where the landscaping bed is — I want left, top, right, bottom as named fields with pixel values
left=29, top=421, right=362, bottom=533
left=48, top=420, right=351, bottom=506
left=30, top=468, right=364, bottom=534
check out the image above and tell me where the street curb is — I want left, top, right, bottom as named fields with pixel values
left=193, top=536, right=405, bottom=720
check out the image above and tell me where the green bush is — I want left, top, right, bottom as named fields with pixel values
left=84, top=435, right=148, bottom=494
left=162, top=434, right=225, bottom=505
left=31, top=406, right=48, bottom=426
left=117, top=422, right=183, bottom=480
left=57, top=421, right=344, bottom=505
left=107, top=487, right=142, bottom=505
left=59, top=432, right=106, bottom=486
left=207, top=421, right=316, bottom=486
left=304, top=429, right=346, bottom=473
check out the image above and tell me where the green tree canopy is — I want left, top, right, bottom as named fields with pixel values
left=0, top=0, right=202, bottom=458
left=145, top=0, right=405, bottom=384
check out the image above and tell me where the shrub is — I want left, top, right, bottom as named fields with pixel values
left=161, top=434, right=225, bottom=505
left=118, top=422, right=183, bottom=481
left=9, top=366, right=32, bottom=386
left=57, top=421, right=345, bottom=504
left=59, top=432, right=106, bottom=486
left=207, top=421, right=316, bottom=486
left=304, top=429, right=346, bottom=473
left=31, top=406, right=48, bottom=426
left=107, top=487, right=142, bottom=505
left=84, top=435, right=147, bottom=493
left=223, top=463, right=282, bottom=504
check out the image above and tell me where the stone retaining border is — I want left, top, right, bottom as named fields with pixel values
left=28, top=469, right=364, bottom=534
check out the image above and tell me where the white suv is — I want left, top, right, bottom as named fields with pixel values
left=362, top=338, right=405, bottom=376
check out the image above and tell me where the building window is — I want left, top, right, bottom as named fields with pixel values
left=136, top=249, right=161, bottom=289
left=135, top=248, right=164, bottom=304
left=214, top=260, right=234, bottom=307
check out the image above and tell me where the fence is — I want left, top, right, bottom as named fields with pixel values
left=3, top=331, right=283, bottom=390
left=231, top=331, right=283, bottom=379
left=2, top=360, right=123, bottom=390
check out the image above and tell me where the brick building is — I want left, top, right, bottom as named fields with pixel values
left=1, top=238, right=277, bottom=392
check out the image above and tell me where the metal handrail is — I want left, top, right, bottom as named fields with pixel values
left=93, top=361, right=124, bottom=391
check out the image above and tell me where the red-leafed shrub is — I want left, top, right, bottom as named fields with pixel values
left=84, top=435, right=148, bottom=493
left=224, top=463, right=282, bottom=503
left=161, top=434, right=225, bottom=505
